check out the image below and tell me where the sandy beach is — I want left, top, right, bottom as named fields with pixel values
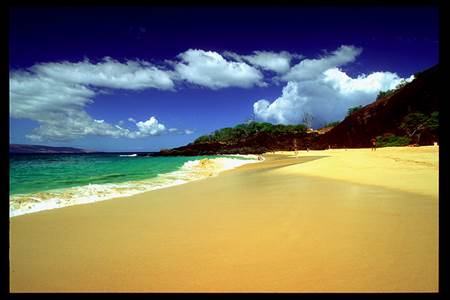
left=10, top=146, right=439, bottom=292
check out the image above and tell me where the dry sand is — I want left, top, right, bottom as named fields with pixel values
left=10, top=146, right=439, bottom=292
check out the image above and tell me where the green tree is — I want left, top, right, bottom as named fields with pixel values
left=377, top=90, right=395, bottom=100
left=427, top=111, right=439, bottom=130
left=194, top=135, right=211, bottom=143
left=399, top=111, right=439, bottom=144
left=347, top=105, right=363, bottom=116
left=193, top=121, right=308, bottom=144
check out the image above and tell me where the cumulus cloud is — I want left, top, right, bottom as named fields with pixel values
left=184, top=129, right=194, bottom=135
left=281, top=45, right=362, bottom=81
left=224, top=50, right=298, bottom=74
left=134, top=117, right=166, bottom=137
left=253, top=67, right=413, bottom=128
left=175, top=49, right=265, bottom=89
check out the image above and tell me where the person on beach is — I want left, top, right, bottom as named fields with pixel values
left=294, top=138, right=299, bottom=157
left=371, top=138, right=377, bottom=151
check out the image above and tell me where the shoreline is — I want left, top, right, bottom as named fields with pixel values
left=10, top=146, right=438, bottom=292
left=10, top=155, right=262, bottom=218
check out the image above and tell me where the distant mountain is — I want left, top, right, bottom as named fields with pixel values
left=151, top=64, right=439, bottom=156
left=9, top=144, right=96, bottom=154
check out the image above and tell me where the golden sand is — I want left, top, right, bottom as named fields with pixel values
left=274, top=146, right=439, bottom=197
left=10, top=146, right=438, bottom=292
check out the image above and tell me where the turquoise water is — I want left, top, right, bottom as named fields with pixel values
left=10, top=154, right=237, bottom=195
left=9, top=153, right=259, bottom=217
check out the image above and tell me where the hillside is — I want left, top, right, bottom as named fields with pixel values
left=152, top=64, right=439, bottom=156
left=10, top=144, right=95, bottom=154
left=157, top=123, right=319, bottom=155
left=318, top=64, right=439, bottom=148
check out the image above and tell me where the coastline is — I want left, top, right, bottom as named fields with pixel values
left=10, top=146, right=438, bottom=292
left=10, top=155, right=262, bottom=218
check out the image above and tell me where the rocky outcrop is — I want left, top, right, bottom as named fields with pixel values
left=151, top=132, right=321, bottom=156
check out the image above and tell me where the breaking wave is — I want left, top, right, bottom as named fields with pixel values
left=10, top=156, right=262, bottom=217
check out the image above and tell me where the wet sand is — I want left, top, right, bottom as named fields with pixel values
left=10, top=146, right=438, bottom=292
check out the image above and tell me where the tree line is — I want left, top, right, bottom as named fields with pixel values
left=194, top=122, right=308, bottom=144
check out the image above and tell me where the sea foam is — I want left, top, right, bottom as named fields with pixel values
left=10, top=155, right=262, bottom=217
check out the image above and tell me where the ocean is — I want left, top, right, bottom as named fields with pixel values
left=10, top=153, right=260, bottom=217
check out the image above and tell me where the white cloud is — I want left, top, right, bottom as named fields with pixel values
left=253, top=67, right=412, bottom=128
left=24, top=109, right=135, bottom=142
left=24, top=111, right=166, bottom=142
left=134, top=117, right=166, bottom=137
left=167, top=128, right=194, bottom=135
left=323, top=68, right=414, bottom=94
left=10, top=72, right=167, bottom=141
left=12, top=51, right=270, bottom=142
left=9, top=58, right=173, bottom=141
left=225, top=50, right=297, bottom=73
left=281, top=45, right=362, bottom=81
left=31, top=57, right=175, bottom=90
left=175, top=49, right=265, bottom=89
left=10, top=72, right=94, bottom=121
left=10, top=47, right=414, bottom=142
left=253, top=45, right=414, bottom=128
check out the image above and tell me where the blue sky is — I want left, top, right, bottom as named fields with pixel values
left=9, top=6, right=439, bottom=152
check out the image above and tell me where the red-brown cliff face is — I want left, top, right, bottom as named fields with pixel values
left=317, top=64, right=439, bottom=148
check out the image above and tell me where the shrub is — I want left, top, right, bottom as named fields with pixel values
left=323, top=121, right=340, bottom=128
left=376, top=90, right=395, bottom=100
left=376, top=134, right=411, bottom=147
left=347, top=105, right=363, bottom=116
left=376, top=79, right=411, bottom=100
